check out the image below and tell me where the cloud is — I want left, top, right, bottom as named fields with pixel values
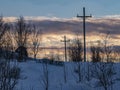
left=3, top=16, right=79, bottom=22
left=28, top=16, right=120, bottom=37
left=3, top=17, right=17, bottom=22
left=102, top=15, right=120, bottom=19
left=3, top=16, right=120, bottom=36
left=3, top=15, right=120, bottom=46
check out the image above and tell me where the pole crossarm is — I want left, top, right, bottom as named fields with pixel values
left=77, top=15, right=92, bottom=18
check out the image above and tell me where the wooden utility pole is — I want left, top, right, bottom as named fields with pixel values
left=61, top=36, right=70, bottom=62
left=77, top=7, right=92, bottom=62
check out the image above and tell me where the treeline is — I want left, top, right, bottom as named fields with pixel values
left=68, top=34, right=120, bottom=62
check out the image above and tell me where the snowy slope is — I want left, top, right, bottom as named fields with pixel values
left=15, top=61, right=120, bottom=90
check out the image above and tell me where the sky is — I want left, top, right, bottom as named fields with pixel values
left=1, top=0, right=120, bottom=58
left=1, top=0, right=120, bottom=48
left=0, top=0, right=120, bottom=18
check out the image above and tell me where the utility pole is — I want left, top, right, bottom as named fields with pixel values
left=61, top=36, right=70, bottom=62
left=77, top=7, right=92, bottom=62
left=61, top=35, right=70, bottom=83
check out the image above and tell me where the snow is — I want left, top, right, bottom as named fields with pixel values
left=16, top=61, right=43, bottom=90
left=14, top=60, right=120, bottom=90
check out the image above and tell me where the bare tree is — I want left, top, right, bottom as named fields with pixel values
left=68, top=37, right=83, bottom=82
left=90, top=33, right=115, bottom=63
left=68, top=38, right=83, bottom=62
left=91, top=34, right=117, bottom=90
left=14, top=16, right=31, bottom=61
left=113, top=47, right=120, bottom=62
left=31, top=25, right=42, bottom=60
left=0, top=16, right=10, bottom=58
left=0, top=29, right=20, bottom=90
left=2, top=30, right=14, bottom=60
left=100, top=34, right=114, bottom=62
left=85, top=41, right=103, bottom=82
left=0, top=54, right=20, bottom=90
left=0, top=16, right=9, bottom=45
left=49, top=52, right=55, bottom=63
left=90, top=41, right=102, bottom=62
left=91, top=62, right=116, bottom=90
left=15, top=16, right=31, bottom=47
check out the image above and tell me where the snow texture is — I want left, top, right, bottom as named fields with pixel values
left=14, top=60, right=120, bottom=90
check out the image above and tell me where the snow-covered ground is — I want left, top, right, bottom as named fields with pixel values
left=15, top=60, right=120, bottom=90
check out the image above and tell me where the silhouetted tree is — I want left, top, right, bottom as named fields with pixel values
left=0, top=49, right=20, bottom=90
left=68, top=37, right=83, bottom=82
left=91, top=34, right=117, bottom=90
left=14, top=16, right=31, bottom=61
left=0, top=29, right=20, bottom=90
left=68, top=38, right=83, bottom=62
left=0, top=16, right=10, bottom=58
left=101, top=34, right=113, bottom=62
left=31, top=25, right=42, bottom=60
left=0, top=16, right=8, bottom=44
left=91, top=62, right=116, bottom=90
left=90, top=41, right=102, bottom=62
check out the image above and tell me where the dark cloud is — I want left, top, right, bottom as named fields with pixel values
left=29, top=18, right=120, bottom=39
left=31, top=20, right=83, bottom=35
